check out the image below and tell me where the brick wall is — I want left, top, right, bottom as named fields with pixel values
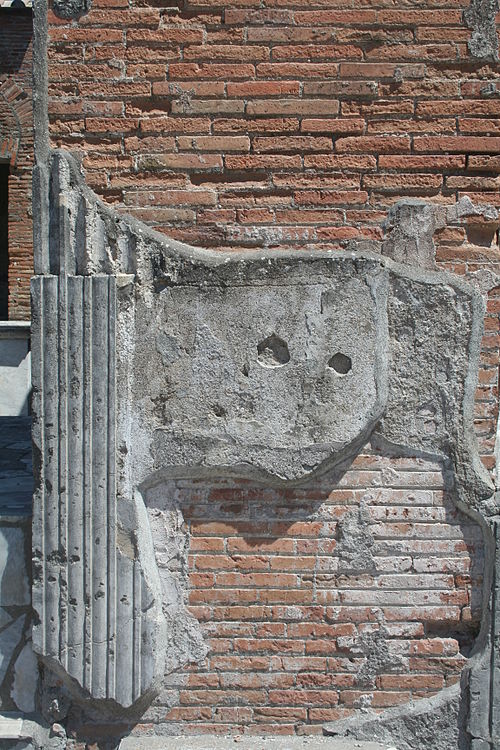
left=0, top=10, right=33, bottom=320
left=46, top=0, right=500, bottom=742
left=47, top=2, right=500, bottom=253
left=166, top=453, right=482, bottom=736
left=67, top=450, right=484, bottom=742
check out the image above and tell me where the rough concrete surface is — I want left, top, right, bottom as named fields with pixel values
left=463, top=0, right=499, bottom=60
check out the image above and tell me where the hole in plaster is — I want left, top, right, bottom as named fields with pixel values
left=328, top=352, right=352, bottom=375
left=257, top=334, right=290, bottom=368
left=212, top=404, right=226, bottom=418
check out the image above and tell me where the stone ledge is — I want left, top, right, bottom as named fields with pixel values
left=0, top=321, right=30, bottom=340
left=119, top=737, right=398, bottom=750
left=0, top=713, right=29, bottom=740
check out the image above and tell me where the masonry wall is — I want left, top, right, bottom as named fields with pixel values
left=45, top=0, right=500, bottom=743
left=117, top=455, right=486, bottom=738
left=0, top=10, right=33, bottom=320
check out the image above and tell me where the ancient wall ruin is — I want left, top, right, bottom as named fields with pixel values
left=26, top=0, right=500, bottom=747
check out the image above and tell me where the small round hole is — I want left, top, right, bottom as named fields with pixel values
left=328, top=352, right=352, bottom=375
left=257, top=334, right=290, bottom=368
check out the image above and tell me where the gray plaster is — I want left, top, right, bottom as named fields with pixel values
left=335, top=500, right=376, bottom=575
left=381, top=200, right=443, bottom=270
left=138, top=253, right=389, bottom=484
left=463, top=0, right=499, bottom=60
left=145, top=484, right=207, bottom=675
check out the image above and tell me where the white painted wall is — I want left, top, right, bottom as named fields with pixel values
left=0, top=322, right=30, bottom=416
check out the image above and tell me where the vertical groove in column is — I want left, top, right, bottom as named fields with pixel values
left=82, top=276, right=93, bottom=692
left=107, top=277, right=117, bottom=700
left=133, top=561, right=141, bottom=704
left=34, top=267, right=145, bottom=705
left=91, top=276, right=109, bottom=699
left=58, top=274, right=68, bottom=669
left=67, top=276, right=85, bottom=684
left=42, top=276, right=60, bottom=658
left=31, top=276, right=45, bottom=652
left=116, top=554, right=134, bottom=707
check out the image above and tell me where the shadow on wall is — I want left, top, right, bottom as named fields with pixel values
left=0, top=9, right=32, bottom=74
left=0, top=415, right=36, bottom=714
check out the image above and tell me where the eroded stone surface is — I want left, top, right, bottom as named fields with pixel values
left=324, top=684, right=463, bottom=750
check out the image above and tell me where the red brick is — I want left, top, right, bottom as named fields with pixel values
left=169, top=63, right=256, bottom=80
left=336, top=136, right=411, bottom=153
left=414, top=136, right=500, bottom=153
left=295, top=10, right=377, bottom=25
left=301, top=119, right=365, bottom=134
left=253, top=136, right=332, bottom=153
left=184, top=45, right=270, bottom=62
left=272, top=45, right=363, bottom=61
left=247, top=100, right=340, bottom=116
left=227, top=81, right=300, bottom=97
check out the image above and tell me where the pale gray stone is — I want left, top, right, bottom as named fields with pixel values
left=324, top=684, right=463, bottom=750
left=119, top=738, right=398, bottom=750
